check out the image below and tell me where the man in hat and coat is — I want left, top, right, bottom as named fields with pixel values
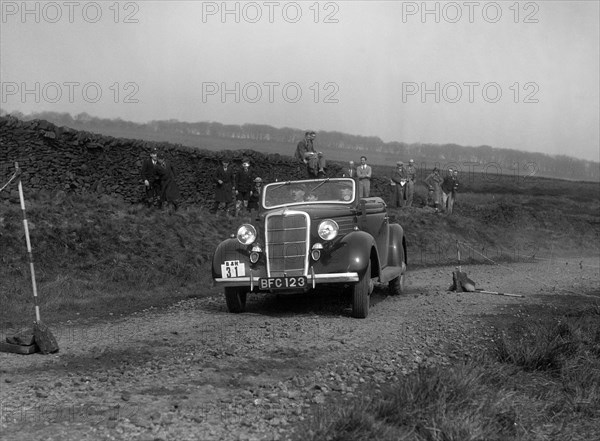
left=141, top=147, right=162, bottom=208
left=157, top=156, right=180, bottom=212
left=405, top=159, right=417, bottom=207
left=235, top=158, right=255, bottom=216
left=248, top=177, right=263, bottom=220
left=211, top=158, right=235, bottom=215
left=424, top=167, right=443, bottom=212
left=391, top=161, right=408, bottom=208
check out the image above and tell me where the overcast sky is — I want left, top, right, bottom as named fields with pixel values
left=1, top=1, right=598, bottom=161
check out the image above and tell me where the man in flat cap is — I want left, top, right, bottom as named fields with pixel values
left=295, top=131, right=326, bottom=178
left=391, top=161, right=408, bottom=208
left=141, top=147, right=162, bottom=208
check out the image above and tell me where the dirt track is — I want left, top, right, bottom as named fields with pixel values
left=1, top=257, right=598, bottom=441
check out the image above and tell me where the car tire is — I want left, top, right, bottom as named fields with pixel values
left=352, top=260, right=371, bottom=319
left=389, top=272, right=405, bottom=296
left=224, top=287, right=247, bottom=313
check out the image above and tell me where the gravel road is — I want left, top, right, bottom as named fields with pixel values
left=1, top=257, right=598, bottom=441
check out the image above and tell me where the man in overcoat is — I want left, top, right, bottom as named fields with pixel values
left=424, top=167, right=443, bottom=212
left=405, top=159, right=417, bottom=207
left=141, top=147, right=161, bottom=208
left=235, top=158, right=254, bottom=216
left=212, top=158, right=235, bottom=215
left=391, top=161, right=408, bottom=208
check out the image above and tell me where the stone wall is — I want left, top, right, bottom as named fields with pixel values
left=0, top=116, right=346, bottom=206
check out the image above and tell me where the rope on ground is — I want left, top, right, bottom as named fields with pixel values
left=526, top=255, right=600, bottom=269
left=458, top=241, right=599, bottom=300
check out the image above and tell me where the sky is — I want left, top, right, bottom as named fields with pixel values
left=1, top=1, right=599, bottom=162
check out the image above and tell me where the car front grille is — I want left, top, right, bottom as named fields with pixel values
left=265, top=212, right=309, bottom=277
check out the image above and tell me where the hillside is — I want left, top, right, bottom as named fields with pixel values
left=3, top=110, right=598, bottom=181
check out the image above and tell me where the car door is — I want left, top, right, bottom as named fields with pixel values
left=358, top=198, right=389, bottom=266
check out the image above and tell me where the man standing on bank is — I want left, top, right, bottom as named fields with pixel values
left=343, top=160, right=356, bottom=179
left=157, top=156, right=180, bottom=212
left=141, top=147, right=162, bottom=208
left=356, top=155, right=372, bottom=198
left=424, top=167, right=443, bottom=213
left=442, top=169, right=460, bottom=214
left=295, top=131, right=326, bottom=178
left=391, top=161, right=408, bottom=208
left=405, top=159, right=417, bottom=207
left=211, top=158, right=235, bottom=216
left=235, top=158, right=254, bottom=216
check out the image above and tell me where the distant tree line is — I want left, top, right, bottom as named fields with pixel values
left=2, top=109, right=597, bottom=181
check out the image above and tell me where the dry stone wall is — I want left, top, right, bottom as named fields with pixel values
left=0, top=116, right=344, bottom=206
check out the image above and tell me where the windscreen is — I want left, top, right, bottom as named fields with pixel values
left=263, top=178, right=355, bottom=208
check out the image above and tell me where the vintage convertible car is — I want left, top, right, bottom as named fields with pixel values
left=211, top=178, right=407, bottom=318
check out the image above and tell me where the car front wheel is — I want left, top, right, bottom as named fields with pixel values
left=224, top=287, right=247, bottom=313
left=352, top=260, right=371, bottom=318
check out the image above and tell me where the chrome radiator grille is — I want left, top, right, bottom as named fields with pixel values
left=265, top=212, right=309, bottom=277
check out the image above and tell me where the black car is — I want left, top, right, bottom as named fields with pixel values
left=212, top=178, right=407, bottom=318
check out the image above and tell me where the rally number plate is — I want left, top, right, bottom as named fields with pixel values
left=221, top=260, right=246, bottom=278
left=259, top=276, right=307, bottom=290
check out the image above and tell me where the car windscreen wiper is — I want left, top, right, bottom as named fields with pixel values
left=268, top=181, right=292, bottom=191
left=309, top=178, right=330, bottom=193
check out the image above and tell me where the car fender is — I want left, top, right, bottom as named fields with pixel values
left=212, top=238, right=250, bottom=279
left=387, top=223, right=406, bottom=268
left=339, top=231, right=378, bottom=277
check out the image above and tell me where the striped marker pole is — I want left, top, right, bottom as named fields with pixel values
left=16, top=162, right=41, bottom=323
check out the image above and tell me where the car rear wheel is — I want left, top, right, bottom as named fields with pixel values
left=389, top=272, right=405, bottom=295
left=352, top=260, right=371, bottom=318
left=224, top=287, right=247, bottom=313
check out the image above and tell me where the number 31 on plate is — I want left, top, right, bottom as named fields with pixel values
left=221, top=260, right=246, bottom=278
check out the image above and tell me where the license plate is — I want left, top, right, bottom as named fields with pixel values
left=221, top=260, right=246, bottom=278
left=259, top=276, right=307, bottom=290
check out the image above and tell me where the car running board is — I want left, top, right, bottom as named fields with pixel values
left=378, top=265, right=405, bottom=284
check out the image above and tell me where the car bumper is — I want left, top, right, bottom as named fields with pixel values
left=214, top=272, right=360, bottom=290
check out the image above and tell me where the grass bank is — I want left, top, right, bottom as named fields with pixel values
left=296, top=299, right=600, bottom=441
left=0, top=190, right=239, bottom=327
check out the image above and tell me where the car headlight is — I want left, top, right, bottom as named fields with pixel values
left=236, top=224, right=257, bottom=245
left=318, top=219, right=339, bottom=241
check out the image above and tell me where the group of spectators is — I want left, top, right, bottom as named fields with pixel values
left=140, top=147, right=180, bottom=212
left=211, top=157, right=263, bottom=217
left=141, top=130, right=461, bottom=215
left=424, top=167, right=460, bottom=214
left=296, top=131, right=461, bottom=214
